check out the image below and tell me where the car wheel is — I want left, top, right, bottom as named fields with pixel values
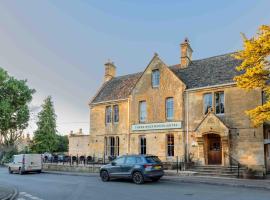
left=151, top=177, right=161, bottom=182
left=100, top=170, right=110, bottom=182
left=8, top=167, right=13, bottom=174
left=37, top=170, right=42, bottom=174
left=132, top=172, right=144, bottom=184
left=19, top=168, right=24, bottom=175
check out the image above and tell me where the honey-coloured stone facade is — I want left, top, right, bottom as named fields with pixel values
left=86, top=39, right=269, bottom=176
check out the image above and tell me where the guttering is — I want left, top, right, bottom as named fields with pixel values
left=186, top=82, right=236, bottom=92
left=89, top=98, right=128, bottom=106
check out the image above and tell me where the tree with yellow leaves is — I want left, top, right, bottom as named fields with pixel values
left=234, top=25, right=270, bottom=127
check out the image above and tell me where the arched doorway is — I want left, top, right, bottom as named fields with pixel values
left=204, top=133, right=222, bottom=165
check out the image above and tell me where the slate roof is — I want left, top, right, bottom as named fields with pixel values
left=90, top=53, right=242, bottom=104
left=91, top=72, right=142, bottom=104
left=169, top=53, right=242, bottom=89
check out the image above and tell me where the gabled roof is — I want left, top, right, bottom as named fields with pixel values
left=90, top=53, right=242, bottom=104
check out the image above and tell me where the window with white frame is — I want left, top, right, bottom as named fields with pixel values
left=105, top=106, right=112, bottom=124
left=167, top=134, right=174, bottom=157
left=113, top=105, right=119, bottom=123
left=105, top=136, right=119, bottom=157
left=166, top=97, right=174, bottom=120
left=203, top=93, right=213, bottom=114
left=152, top=69, right=160, bottom=87
left=215, top=91, right=224, bottom=114
left=139, top=101, right=147, bottom=123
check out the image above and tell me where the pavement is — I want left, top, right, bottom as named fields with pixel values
left=0, top=184, right=18, bottom=200
left=1, top=167, right=270, bottom=200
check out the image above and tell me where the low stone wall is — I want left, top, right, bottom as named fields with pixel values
left=42, top=163, right=100, bottom=173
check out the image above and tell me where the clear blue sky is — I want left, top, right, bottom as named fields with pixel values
left=0, top=0, right=269, bottom=135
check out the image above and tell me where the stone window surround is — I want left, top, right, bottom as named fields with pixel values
left=105, top=104, right=120, bottom=125
left=167, top=134, right=175, bottom=157
left=151, top=69, right=160, bottom=88
left=104, top=136, right=120, bottom=156
left=203, top=91, right=225, bottom=116
left=165, top=97, right=174, bottom=121
left=139, top=135, right=147, bottom=155
left=139, top=101, right=147, bottom=123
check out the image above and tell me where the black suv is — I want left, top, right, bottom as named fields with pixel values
left=100, top=155, right=164, bottom=184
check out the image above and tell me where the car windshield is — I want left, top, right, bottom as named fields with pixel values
left=145, top=156, right=161, bottom=164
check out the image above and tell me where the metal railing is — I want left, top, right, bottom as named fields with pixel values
left=224, top=152, right=241, bottom=178
left=43, top=155, right=186, bottom=172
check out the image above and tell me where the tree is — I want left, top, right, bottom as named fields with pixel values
left=0, top=67, right=35, bottom=147
left=55, top=134, right=68, bottom=153
left=234, top=25, right=270, bottom=127
left=31, top=96, right=58, bottom=153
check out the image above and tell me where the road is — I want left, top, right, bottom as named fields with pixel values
left=0, top=167, right=270, bottom=200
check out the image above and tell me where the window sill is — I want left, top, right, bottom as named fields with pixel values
left=216, top=113, right=225, bottom=116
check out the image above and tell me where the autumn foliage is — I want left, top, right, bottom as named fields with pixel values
left=234, top=25, right=270, bottom=127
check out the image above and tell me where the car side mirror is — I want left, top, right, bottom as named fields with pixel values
left=111, top=161, right=116, bottom=166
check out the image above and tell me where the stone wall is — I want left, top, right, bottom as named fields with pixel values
left=187, top=86, right=265, bottom=172
left=89, top=100, right=129, bottom=158
left=69, top=135, right=90, bottom=157
left=43, top=163, right=100, bottom=173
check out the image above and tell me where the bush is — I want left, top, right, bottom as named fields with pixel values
left=0, top=146, right=18, bottom=165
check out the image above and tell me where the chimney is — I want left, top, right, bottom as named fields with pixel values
left=180, top=38, right=193, bottom=68
left=104, top=60, right=116, bottom=82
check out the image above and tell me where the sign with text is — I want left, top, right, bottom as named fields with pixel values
left=132, top=122, right=182, bottom=131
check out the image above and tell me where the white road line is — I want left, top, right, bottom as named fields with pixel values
left=20, top=192, right=27, bottom=195
left=19, top=191, right=44, bottom=200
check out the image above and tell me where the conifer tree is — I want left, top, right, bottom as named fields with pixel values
left=32, top=96, right=58, bottom=153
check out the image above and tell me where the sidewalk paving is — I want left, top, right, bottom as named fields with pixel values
left=43, top=170, right=270, bottom=190
left=0, top=185, right=18, bottom=200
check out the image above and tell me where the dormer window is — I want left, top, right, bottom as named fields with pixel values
left=152, top=69, right=160, bottom=87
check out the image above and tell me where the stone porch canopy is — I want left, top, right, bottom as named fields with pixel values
left=89, top=52, right=242, bottom=105
left=195, top=110, right=229, bottom=138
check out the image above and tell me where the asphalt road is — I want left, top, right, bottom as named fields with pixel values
left=0, top=167, right=270, bottom=200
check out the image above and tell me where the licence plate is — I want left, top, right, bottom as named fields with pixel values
left=155, top=166, right=162, bottom=169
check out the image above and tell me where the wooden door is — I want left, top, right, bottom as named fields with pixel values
left=208, top=134, right=222, bottom=165
left=265, top=144, right=270, bottom=172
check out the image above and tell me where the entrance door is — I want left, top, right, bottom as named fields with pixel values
left=265, top=144, right=270, bottom=173
left=207, top=134, right=222, bottom=165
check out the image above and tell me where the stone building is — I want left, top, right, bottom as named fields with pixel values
left=89, top=38, right=270, bottom=175
left=68, top=129, right=90, bottom=160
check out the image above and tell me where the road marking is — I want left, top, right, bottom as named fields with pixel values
left=19, top=191, right=44, bottom=200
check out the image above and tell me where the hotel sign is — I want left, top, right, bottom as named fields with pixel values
left=132, top=122, right=182, bottom=131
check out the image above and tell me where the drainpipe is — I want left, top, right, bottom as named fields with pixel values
left=127, top=97, right=130, bottom=155
left=185, top=91, right=189, bottom=164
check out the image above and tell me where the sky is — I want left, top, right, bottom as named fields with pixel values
left=0, top=0, right=269, bottom=135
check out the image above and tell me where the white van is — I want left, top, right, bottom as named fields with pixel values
left=8, top=154, right=42, bottom=175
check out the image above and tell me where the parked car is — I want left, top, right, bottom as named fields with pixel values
left=100, top=155, right=164, bottom=184
left=8, top=154, right=42, bottom=175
